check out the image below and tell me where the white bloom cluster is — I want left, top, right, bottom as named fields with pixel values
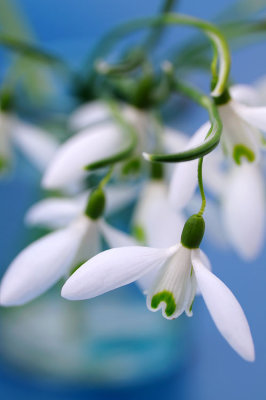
left=1, top=1, right=266, bottom=365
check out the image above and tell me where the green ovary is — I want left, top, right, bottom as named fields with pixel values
left=233, top=144, right=255, bottom=165
left=151, top=290, right=176, bottom=317
left=132, top=225, right=146, bottom=244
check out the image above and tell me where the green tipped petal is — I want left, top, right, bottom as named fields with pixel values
left=233, top=144, right=255, bottom=165
left=151, top=290, right=177, bottom=317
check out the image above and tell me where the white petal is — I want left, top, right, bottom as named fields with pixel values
left=219, top=102, right=261, bottom=164
left=99, top=220, right=137, bottom=247
left=232, top=102, right=266, bottom=132
left=133, top=181, right=185, bottom=247
left=222, top=163, right=265, bottom=260
left=61, top=246, right=172, bottom=300
left=69, top=101, right=111, bottom=131
left=146, top=244, right=193, bottom=319
left=12, top=119, right=59, bottom=171
left=202, top=148, right=227, bottom=196
left=163, top=127, right=188, bottom=152
left=230, top=84, right=261, bottom=107
left=72, top=218, right=100, bottom=264
left=0, top=216, right=89, bottom=306
left=192, top=249, right=255, bottom=362
left=105, top=183, right=140, bottom=215
left=169, top=122, right=211, bottom=210
left=42, top=122, right=127, bottom=189
left=25, top=198, right=82, bottom=229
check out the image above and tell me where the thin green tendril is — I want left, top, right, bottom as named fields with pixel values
left=144, top=77, right=223, bottom=163
left=197, top=157, right=206, bottom=216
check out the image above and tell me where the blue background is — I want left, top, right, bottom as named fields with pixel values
left=0, top=0, right=266, bottom=399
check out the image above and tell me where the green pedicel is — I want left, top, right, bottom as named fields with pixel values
left=233, top=144, right=255, bottom=165
left=151, top=290, right=176, bottom=317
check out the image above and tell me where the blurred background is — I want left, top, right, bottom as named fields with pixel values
left=0, top=0, right=265, bottom=399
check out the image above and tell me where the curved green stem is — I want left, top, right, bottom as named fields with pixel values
left=0, top=34, right=67, bottom=68
left=144, top=79, right=223, bottom=163
left=197, top=157, right=206, bottom=216
left=88, top=13, right=230, bottom=97
left=95, top=49, right=145, bottom=76
left=85, top=102, right=138, bottom=170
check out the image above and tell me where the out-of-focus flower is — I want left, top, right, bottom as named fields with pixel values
left=62, top=214, right=255, bottom=362
left=0, top=113, right=58, bottom=172
left=25, top=183, right=140, bottom=230
left=0, top=190, right=135, bottom=306
left=222, top=162, right=265, bottom=261
left=132, top=179, right=185, bottom=248
left=218, top=93, right=266, bottom=165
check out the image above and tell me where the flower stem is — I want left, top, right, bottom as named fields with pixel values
left=197, top=157, right=206, bottom=217
left=144, top=76, right=223, bottom=163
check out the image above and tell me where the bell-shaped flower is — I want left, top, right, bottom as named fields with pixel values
left=217, top=85, right=266, bottom=164
left=0, top=112, right=58, bottom=173
left=0, top=188, right=136, bottom=306
left=62, top=214, right=255, bottom=362
left=221, top=162, right=265, bottom=261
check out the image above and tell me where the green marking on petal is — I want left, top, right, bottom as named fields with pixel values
left=151, top=290, right=176, bottom=317
left=233, top=144, right=255, bottom=165
left=132, top=225, right=146, bottom=244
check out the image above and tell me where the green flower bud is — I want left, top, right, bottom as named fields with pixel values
left=181, top=214, right=205, bottom=249
left=85, top=188, right=106, bottom=220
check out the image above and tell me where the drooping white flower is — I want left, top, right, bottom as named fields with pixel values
left=42, top=121, right=132, bottom=189
left=0, top=190, right=136, bottom=306
left=218, top=85, right=266, bottom=164
left=0, top=113, right=58, bottom=172
left=62, top=214, right=255, bottom=362
left=222, top=162, right=265, bottom=261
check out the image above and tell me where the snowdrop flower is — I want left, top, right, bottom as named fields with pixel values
left=222, top=162, right=265, bottom=261
left=217, top=86, right=266, bottom=164
left=0, top=113, right=58, bottom=172
left=62, top=214, right=255, bottom=362
left=42, top=117, right=137, bottom=190
left=0, top=188, right=135, bottom=306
